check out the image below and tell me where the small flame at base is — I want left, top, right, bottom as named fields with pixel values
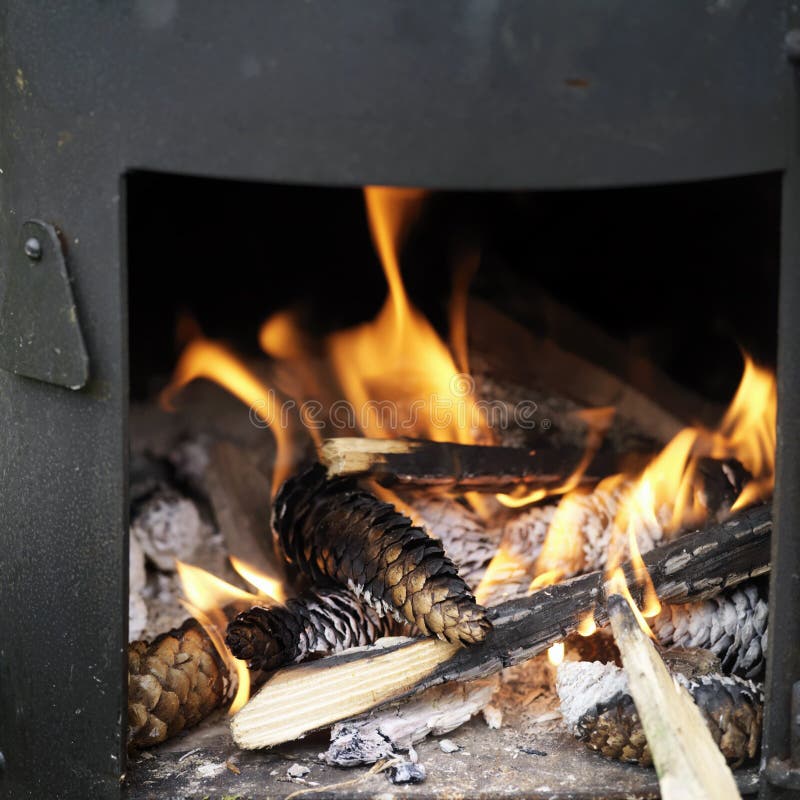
left=547, top=642, right=565, bottom=667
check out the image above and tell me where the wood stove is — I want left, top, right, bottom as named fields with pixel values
left=0, top=3, right=798, bottom=799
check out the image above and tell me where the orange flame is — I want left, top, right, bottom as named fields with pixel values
left=577, top=610, right=597, bottom=637
left=326, top=187, right=486, bottom=444
left=547, top=642, right=565, bottom=666
left=160, top=335, right=294, bottom=495
left=229, top=555, right=285, bottom=604
left=606, top=567, right=656, bottom=638
left=497, top=407, right=616, bottom=509
left=175, top=561, right=262, bottom=714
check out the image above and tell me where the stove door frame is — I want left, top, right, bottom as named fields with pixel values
left=0, top=4, right=796, bottom=798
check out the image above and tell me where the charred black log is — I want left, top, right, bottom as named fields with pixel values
left=226, top=588, right=397, bottom=672
left=273, top=464, right=490, bottom=645
left=319, top=437, right=626, bottom=493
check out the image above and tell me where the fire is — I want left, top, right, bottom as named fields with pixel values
left=327, top=187, right=486, bottom=444
left=160, top=334, right=294, bottom=495
left=577, top=611, right=597, bottom=637
left=712, top=356, right=777, bottom=510
left=547, top=642, right=565, bottom=666
left=229, top=555, right=285, bottom=603
left=606, top=567, right=656, bottom=638
left=175, top=561, right=261, bottom=714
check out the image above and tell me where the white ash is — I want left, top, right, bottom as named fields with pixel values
left=129, top=534, right=148, bottom=641
left=131, top=488, right=207, bottom=572
left=324, top=676, right=499, bottom=767
left=438, top=738, right=459, bottom=753
left=482, top=704, right=503, bottom=730
left=651, top=582, right=768, bottom=678
left=555, top=661, right=630, bottom=733
left=287, top=763, right=310, bottom=778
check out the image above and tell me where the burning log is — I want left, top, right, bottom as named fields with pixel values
left=226, top=587, right=397, bottom=672
left=231, top=503, right=771, bottom=749
left=319, top=436, right=614, bottom=493
left=651, top=581, right=768, bottom=679
left=604, top=595, right=742, bottom=799
left=557, top=648, right=763, bottom=769
left=273, top=463, right=490, bottom=645
left=128, top=618, right=229, bottom=748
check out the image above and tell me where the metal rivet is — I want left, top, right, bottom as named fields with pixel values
left=23, top=237, right=42, bottom=260
left=786, top=29, right=800, bottom=63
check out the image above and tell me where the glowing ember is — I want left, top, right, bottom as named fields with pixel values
left=547, top=642, right=565, bottom=666
left=577, top=611, right=597, bottom=637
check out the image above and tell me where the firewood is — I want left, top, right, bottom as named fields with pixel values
left=226, top=588, right=397, bottom=672
left=319, top=436, right=616, bottom=493
left=231, top=504, right=771, bottom=749
left=323, top=675, right=500, bottom=766
left=605, top=595, right=742, bottom=799
left=128, top=618, right=229, bottom=748
left=556, top=650, right=763, bottom=768
left=273, top=463, right=490, bottom=645
left=651, top=581, right=768, bottom=679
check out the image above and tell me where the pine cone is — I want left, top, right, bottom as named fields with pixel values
left=557, top=651, right=763, bottom=768
left=651, top=582, right=768, bottom=678
left=128, top=619, right=228, bottom=748
left=226, top=588, right=397, bottom=672
left=273, top=464, right=491, bottom=645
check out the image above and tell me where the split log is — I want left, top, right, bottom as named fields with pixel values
left=320, top=437, right=622, bottom=494
left=605, top=595, right=742, bottom=799
left=556, top=651, right=763, bottom=768
left=226, top=588, right=397, bottom=672
left=231, top=503, right=771, bottom=749
left=273, top=463, right=490, bottom=645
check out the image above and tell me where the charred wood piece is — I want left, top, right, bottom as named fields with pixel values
left=273, top=463, right=490, bottom=645
left=232, top=503, right=771, bottom=749
left=320, top=437, right=617, bottom=493
left=556, top=652, right=763, bottom=768
left=128, top=619, right=228, bottom=748
left=651, top=581, right=768, bottom=679
left=226, top=588, right=397, bottom=673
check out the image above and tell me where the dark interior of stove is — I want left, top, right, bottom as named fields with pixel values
left=127, top=171, right=780, bottom=405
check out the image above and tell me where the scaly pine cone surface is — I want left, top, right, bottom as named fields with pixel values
left=273, top=464, right=490, bottom=645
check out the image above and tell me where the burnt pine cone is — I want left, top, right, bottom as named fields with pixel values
left=576, top=671, right=763, bottom=768
left=226, top=587, right=396, bottom=672
left=273, top=463, right=491, bottom=645
left=128, top=619, right=227, bottom=748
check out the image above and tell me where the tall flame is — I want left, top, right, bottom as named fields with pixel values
left=327, top=187, right=486, bottom=444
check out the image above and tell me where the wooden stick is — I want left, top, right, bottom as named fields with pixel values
left=231, top=504, right=771, bottom=749
left=320, top=436, right=626, bottom=493
left=607, top=594, right=741, bottom=799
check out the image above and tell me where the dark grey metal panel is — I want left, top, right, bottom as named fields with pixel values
left=2, top=1, right=793, bottom=191
left=760, top=71, right=800, bottom=800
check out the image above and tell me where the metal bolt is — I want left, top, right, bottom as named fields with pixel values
left=23, top=237, right=42, bottom=260
left=786, top=29, right=800, bottom=63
